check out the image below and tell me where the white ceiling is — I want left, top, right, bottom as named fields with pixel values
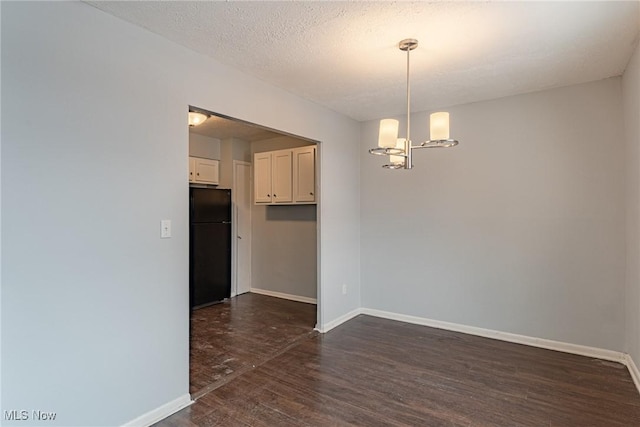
left=189, top=113, right=284, bottom=141
left=87, top=1, right=639, bottom=122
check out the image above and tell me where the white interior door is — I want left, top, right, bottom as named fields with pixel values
left=234, top=161, right=252, bottom=295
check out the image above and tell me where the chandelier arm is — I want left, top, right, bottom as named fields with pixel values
left=383, top=163, right=404, bottom=169
left=418, top=139, right=460, bottom=148
left=369, top=147, right=405, bottom=156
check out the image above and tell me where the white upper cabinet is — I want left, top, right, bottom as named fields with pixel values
left=189, top=157, right=219, bottom=185
left=189, top=157, right=196, bottom=182
left=254, top=152, right=273, bottom=203
left=254, top=145, right=316, bottom=205
left=293, top=146, right=316, bottom=203
left=271, top=150, right=293, bottom=203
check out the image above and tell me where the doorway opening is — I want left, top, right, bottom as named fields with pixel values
left=188, top=107, right=320, bottom=397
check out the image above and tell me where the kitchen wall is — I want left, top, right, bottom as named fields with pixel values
left=624, top=40, right=640, bottom=365
left=1, top=2, right=361, bottom=425
left=219, top=137, right=251, bottom=189
left=361, top=78, right=626, bottom=352
left=189, top=132, right=221, bottom=160
left=251, top=137, right=318, bottom=300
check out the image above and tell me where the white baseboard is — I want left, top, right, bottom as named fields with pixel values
left=626, top=354, right=640, bottom=394
left=250, top=288, right=317, bottom=304
left=360, top=308, right=627, bottom=364
left=122, top=394, right=192, bottom=427
left=316, top=308, right=363, bottom=333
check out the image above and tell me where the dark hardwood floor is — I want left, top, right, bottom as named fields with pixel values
left=162, top=305, right=640, bottom=426
left=189, top=293, right=317, bottom=397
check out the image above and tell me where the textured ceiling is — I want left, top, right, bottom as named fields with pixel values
left=190, top=114, right=283, bottom=141
left=87, top=1, right=640, bottom=122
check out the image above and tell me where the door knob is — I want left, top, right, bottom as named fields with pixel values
left=237, top=236, right=242, bottom=239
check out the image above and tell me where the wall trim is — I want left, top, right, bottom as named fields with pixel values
left=122, top=394, right=192, bottom=427
left=626, top=354, right=640, bottom=395
left=360, top=308, right=627, bottom=363
left=316, top=308, right=363, bottom=333
left=250, top=288, right=317, bottom=305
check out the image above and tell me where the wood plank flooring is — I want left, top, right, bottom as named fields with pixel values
left=162, top=303, right=640, bottom=426
left=189, top=293, right=317, bottom=397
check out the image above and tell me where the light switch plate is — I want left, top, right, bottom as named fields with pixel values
left=161, top=220, right=171, bottom=238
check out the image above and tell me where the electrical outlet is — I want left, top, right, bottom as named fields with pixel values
left=342, top=283, right=347, bottom=295
left=161, top=219, right=172, bottom=238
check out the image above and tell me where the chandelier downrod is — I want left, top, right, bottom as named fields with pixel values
left=404, top=40, right=412, bottom=169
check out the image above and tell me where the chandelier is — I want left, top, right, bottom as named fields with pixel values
left=369, top=39, right=459, bottom=169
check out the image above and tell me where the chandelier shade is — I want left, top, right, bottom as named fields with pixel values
left=430, top=112, right=450, bottom=141
left=389, top=138, right=406, bottom=166
left=378, top=119, right=400, bottom=148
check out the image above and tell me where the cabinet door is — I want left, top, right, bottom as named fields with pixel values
left=293, top=146, right=316, bottom=203
left=189, top=158, right=196, bottom=182
left=254, top=152, right=272, bottom=203
left=195, top=158, right=219, bottom=184
left=272, top=150, right=293, bottom=203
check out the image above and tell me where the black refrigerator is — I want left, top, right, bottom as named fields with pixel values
left=190, top=187, right=232, bottom=309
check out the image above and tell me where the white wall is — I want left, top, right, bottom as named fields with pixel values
left=218, top=137, right=251, bottom=189
left=361, top=78, right=626, bottom=351
left=624, top=40, right=640, bottom=363
left=1, top=2, right=360, bottom=426
left=189, top=133, right=221, bottom=160
left=253, top=136, right=312, bottom=152
left=251, top=204, right=317, bottom=299
left=250, top=138, right=318, bottom=300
